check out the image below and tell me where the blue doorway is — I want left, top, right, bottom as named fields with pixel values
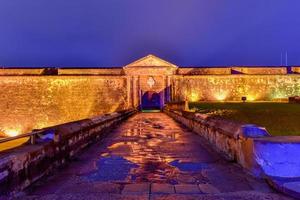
left=141, top=91, right=161, bottom=110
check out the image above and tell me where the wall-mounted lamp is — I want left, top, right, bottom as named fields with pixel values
left=242, top=96, right=247, bottom=103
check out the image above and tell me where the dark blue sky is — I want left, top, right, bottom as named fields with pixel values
left=0, top=0, right=300, bottom=67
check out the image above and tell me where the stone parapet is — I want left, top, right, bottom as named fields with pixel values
left=292, top=67, right=300, bottom=74
left=231, top=67, right=287, bottom=75
left=58, top=68, right=124, bottom=75
left=164, top=108, right=300, bottom=198
left=0, top=69, right=44, bottom=75
left=177, top=68, right=232, bottom=75
left=289, top=96, right=300, bottom=103
left=0, top=109, right=136, bottom=196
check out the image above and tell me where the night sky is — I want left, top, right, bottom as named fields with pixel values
left=0, top=0, right=300, bottom=67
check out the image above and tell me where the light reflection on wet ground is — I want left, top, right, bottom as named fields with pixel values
left=84, top=113, right=218, bottom=184
left=22, top=113, right=281, bottom=199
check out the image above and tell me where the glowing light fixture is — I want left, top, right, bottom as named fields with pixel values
left=3, top=129, right=21, bottom=137
left=242, top=96, right=247, bottom=102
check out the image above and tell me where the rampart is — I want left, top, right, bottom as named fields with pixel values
left=0, top=75, right=130, bottom=135
left=0, top=109, right=136, bottom=195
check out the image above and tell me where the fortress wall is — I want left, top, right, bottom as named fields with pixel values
left=0, top=76, right=129, bottom=136
left=177, top=67, right=289, bottom=75
left=231, top=67, right=287, bottom=74
left=0, top=69, right=44, bottom=75
left=177, top=68, right=231, bottom=75
left=173, top=75, right=300, bottom=102
left=58, top=68, right=123, bottom=75
left=292, top=67, right=300, bottom=74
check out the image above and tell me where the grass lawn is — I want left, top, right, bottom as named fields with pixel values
left=189, top=102, right=300, bottom=136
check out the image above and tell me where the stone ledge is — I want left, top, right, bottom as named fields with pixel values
left=164, top=107, right=300, bottom=199
left=0, top=109, right=137, bottom=196
left=267, top=177, right=300, bottom=199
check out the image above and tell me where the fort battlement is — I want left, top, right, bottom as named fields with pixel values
left=0, top=55, right=299, bottom=136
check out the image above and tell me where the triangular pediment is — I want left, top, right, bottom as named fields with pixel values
left=124, top=54, right=178, bottom=68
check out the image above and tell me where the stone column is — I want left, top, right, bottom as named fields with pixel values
left=132, top=76, right=137, bottom=108
left=166, top=76, right=171, bottom=102
left=138, top=76, right=142, bottom=110
left=170, top=77, right=174, bottom=101
left=126, top=76, right=131, bottom=109
left=161, top=76, right=166, bottom=109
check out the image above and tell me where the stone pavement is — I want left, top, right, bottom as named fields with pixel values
left=14, top=113, right=292, bottom=199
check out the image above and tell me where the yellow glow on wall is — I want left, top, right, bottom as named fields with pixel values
left=3, top=128, right=21, bottom=137
left=271, top=91, right=287, bottom=99
left=214, top=91, right=228, bottom=101
left=189, top=92, right=200, bottom=102
left=247, top=95, right=257, bottom=101
left=0, top=76, right=129, bottom=135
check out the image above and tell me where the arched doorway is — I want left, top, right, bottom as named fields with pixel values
left=141, top=91, right=161, bottom=110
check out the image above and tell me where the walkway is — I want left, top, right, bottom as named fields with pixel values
left=19, top=113, right=290, bottom=200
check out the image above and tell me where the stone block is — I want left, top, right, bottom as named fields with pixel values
left=93, top=182, right=121, bottom=193
left=175, top=184, right=201, bottom=194
left=198, top=183, right=220, bottom=194
left=122, top=183, right=150, bottom=194
left=151, top=183, right=175, bottom=194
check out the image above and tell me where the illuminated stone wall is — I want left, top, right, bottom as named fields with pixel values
left=231, top=67, right=287, bottom=74
left=177, top=67, right=231, bottom=75
left=172, top=75, right=300, bottom=102
left=58, top=68, right=123, bottom=75
left=0, top=76, right=129, bottom=135
left=1, top=59, right=300, bottom=137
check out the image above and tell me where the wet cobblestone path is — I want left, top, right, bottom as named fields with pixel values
left=20, top=113, right=291, bottom=200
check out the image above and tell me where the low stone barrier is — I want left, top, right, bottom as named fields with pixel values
left=164, top=108, right=300, bottom=198
left=289, top=96, right=300, bottom=103
left=0, top=109, right=136, bottom=196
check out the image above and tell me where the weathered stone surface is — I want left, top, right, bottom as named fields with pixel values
left=3, top=112, right=291, bottom=199
left=253, top=137, right=300, bottom=177
left=122, top=183, right=150, bottom=194
left=1, top=55, right=299, bottom=136
left=151, top=183, right=175, bottom=194
left=16, top=193, right=149, bottom=200
left=246, top=177, right=273, bottom=193
left=0, top=76, right=130, bottom=135
left=151, top=194, right=223, bottom=200
left=152, top=192, right=292, bottom=200
left=0, top=110, right=136, bottom=196
left=164, top=108, right=300, bottom=199
left=268, top=178, right=300, bottom=199
left=173, top=75, right=300, bottom=102
left=283, top=181, right=300, bottom=195
left=198, top=183, right=220, bottom=194
left=175, top=184, right=201, bottom=194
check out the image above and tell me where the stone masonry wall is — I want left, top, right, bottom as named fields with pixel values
left=173, top=75, right=300, bottom=102
left=0, top=76, right=129, bottom=136
left=0, top=109, right=136, bottom=195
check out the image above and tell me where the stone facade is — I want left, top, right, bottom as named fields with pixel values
left=173, top=75, right=300, bottom=102
left=0, top=76, right=129, bottom=135
left=0, top=54, right=299, bottom=135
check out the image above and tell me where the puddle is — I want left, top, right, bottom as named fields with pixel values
left=84, top=155, right=138, bottom=182
left=169, top=160, right=208, bottom=172
left=131, top=160, right=179, bottom=184
left=85, top=114, right=211, bottom=184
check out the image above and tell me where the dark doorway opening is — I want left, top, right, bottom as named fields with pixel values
left=141, top=91, right=161, bottom=110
